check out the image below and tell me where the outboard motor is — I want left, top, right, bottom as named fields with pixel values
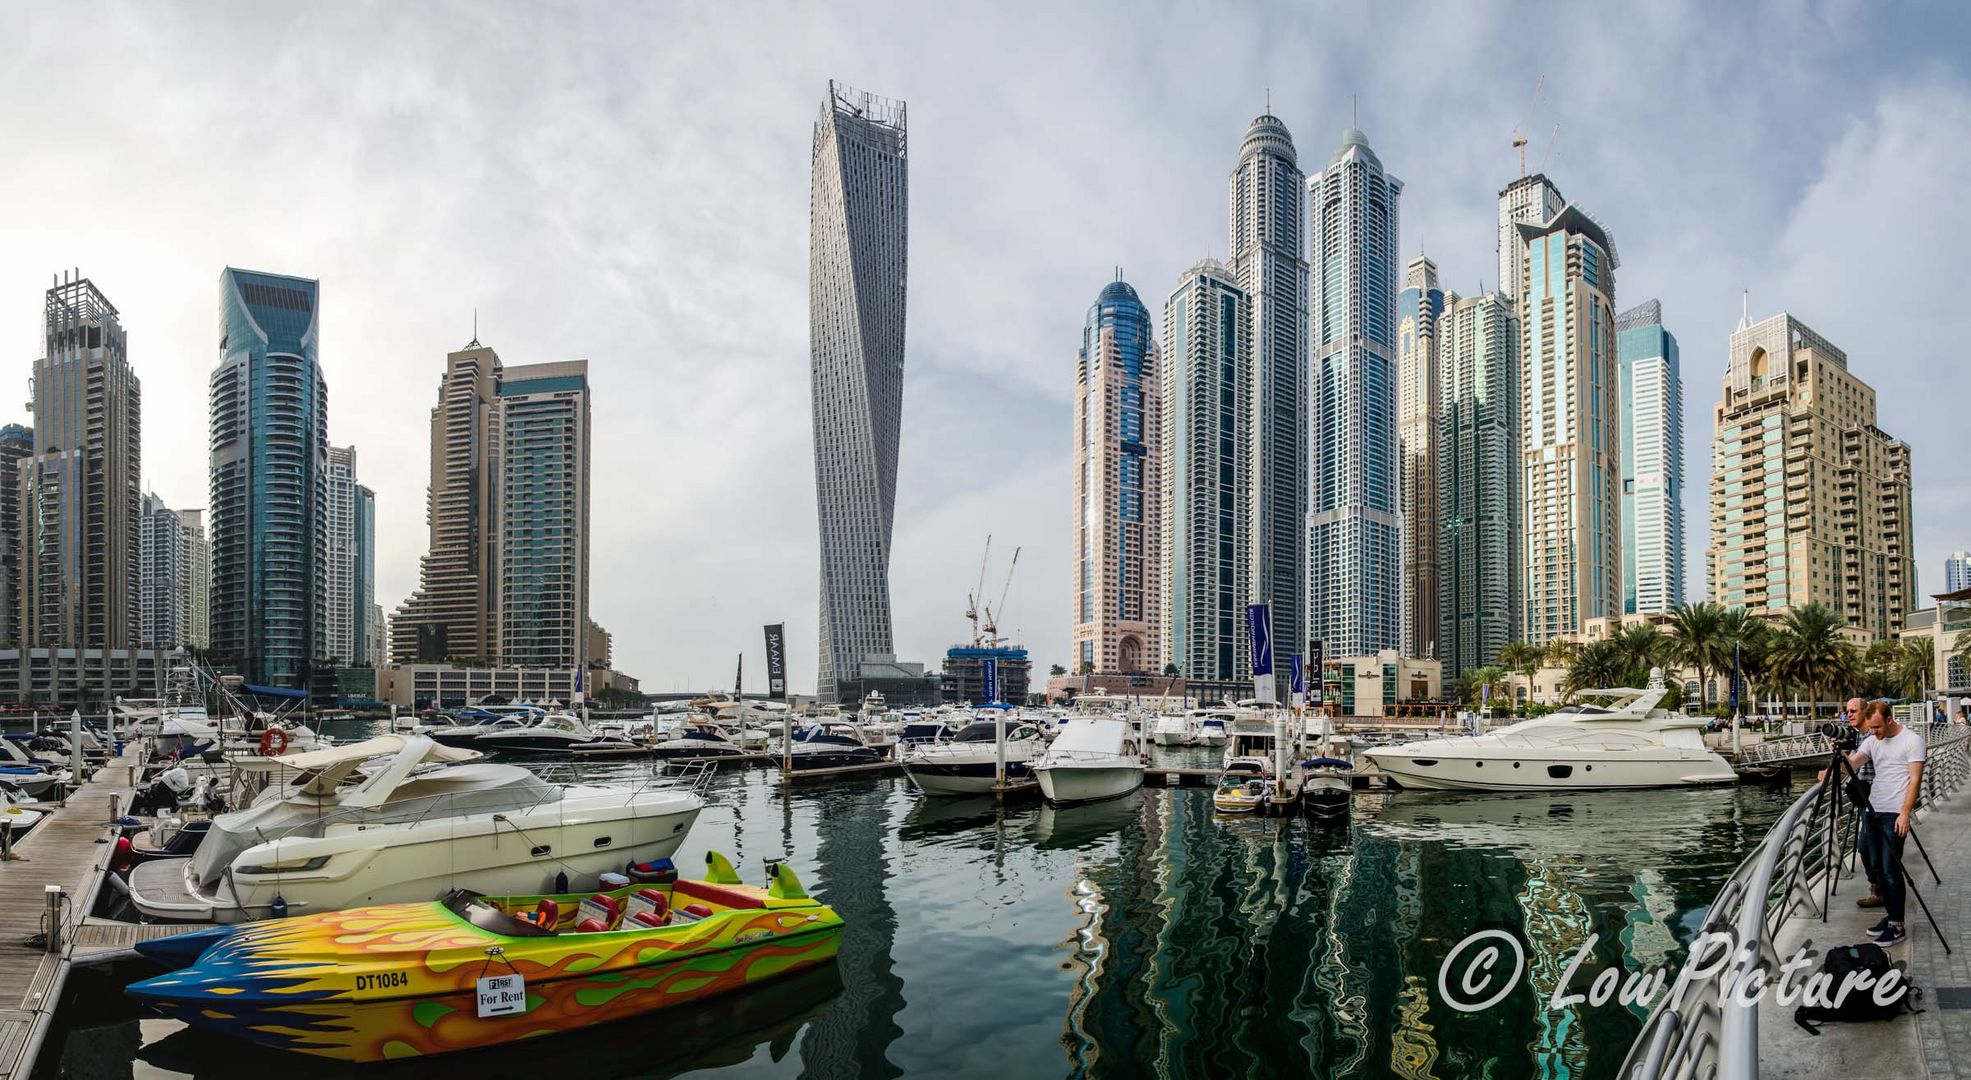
left=130, top=767, right=194, bottom=817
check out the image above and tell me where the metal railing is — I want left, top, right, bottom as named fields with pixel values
left=1622, top=722, right=1970, bottom=1079
left=1733, top=733, right=1836, bottom=767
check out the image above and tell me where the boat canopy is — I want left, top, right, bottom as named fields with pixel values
left=1050, top=717, right=1129, bottom=755
left=242, top=683, right=309, bottom=700
left=236, top=734, right=478, bottom=776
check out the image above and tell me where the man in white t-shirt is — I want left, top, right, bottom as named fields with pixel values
left=1841, top=702, right=1926, bottom=944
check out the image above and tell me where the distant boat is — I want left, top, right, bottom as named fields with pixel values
left=902, top=717, right=1044, bottom=796
left=1033, top=718, right=1144, bottom=805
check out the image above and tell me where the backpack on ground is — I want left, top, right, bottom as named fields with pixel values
left=1793, top=942, right=1918, bottom=1034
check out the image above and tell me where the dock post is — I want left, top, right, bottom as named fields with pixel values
left=1, top=820, right=10, bottom=862
left=42, top=885, right=62, bottom=953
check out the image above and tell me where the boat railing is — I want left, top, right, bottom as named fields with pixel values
left=1038, top=749, right=1140, bottom=766
left=1621, top=721, right=1971, bottom=1080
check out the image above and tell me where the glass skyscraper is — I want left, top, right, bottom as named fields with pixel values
left=498, top=361, right=591, bottom=670
left=1306, top=126, right=1402, bottom=658
left=1228, top=113, right=1308, bottom=693
left=210, top=267, right=327, bottom=687
left=1615, top=299, right=1684, bottom=614
left=1518, top=206, right=1621, bottom=643
left=1159, top=259, right=1249, bottom=682
left=1437, top=292, right=1520, bottom=679
left=1397, top=255, right=1444, bottom=659
left=1073, top=278, right=1161, bottom=674
left=811, top=80, right=907, bottom=703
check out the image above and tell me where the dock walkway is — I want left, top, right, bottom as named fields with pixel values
left=0, top=749, right=137, bottom=1079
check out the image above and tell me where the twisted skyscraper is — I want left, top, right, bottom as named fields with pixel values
left=811, top=81, right=907, bottom=703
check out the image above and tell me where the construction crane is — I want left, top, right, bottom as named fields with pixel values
left=982, top=546, right=1021, bottom=647
left=966, top=536, right=992, bottom=647
left=1511, top=74, right=1545, bottom=177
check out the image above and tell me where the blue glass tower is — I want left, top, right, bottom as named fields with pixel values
left=1615, top=299, right=1683, bottom=614
left=210, top=268, right=328, bottom=687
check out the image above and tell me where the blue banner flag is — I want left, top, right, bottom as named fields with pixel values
left=1729, top=643, right=1743, bottom=713
left=1290, top=653, right=1306, bottom=709
left=1246, top=604, right=1274, bottom=677
left=982, top=656, right=1001, bottom=706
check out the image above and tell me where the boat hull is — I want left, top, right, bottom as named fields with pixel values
left=1364, top=748, right=1737, bottom=791
left=1035, top=765, right=1142, bottom=805
left=128, top=896, right=840, bottom=1062
left=902, top=758, right=1034, bottom=796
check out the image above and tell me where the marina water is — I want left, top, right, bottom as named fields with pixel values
left=48, top=728, right=1794, bottom=1079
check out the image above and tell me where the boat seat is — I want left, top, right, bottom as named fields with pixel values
left=524, top=898, right=559, bottom=929
left=620, top=888, right=669, bottom=927
left=575, top=893, right=621, bottom=930
left=671, top=902, right=715, bottom=923
left=575, top=918, right=608, bottom=933
left=671, top=879, right=764, bottom=911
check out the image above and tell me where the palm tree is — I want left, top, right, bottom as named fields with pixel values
left=1717, top=607, right=1769, bottom=700
left=1765, top=604, right=1858, bottom=719
left=1564, top=640, right=1628, bottom=698
left=1542, top=638, right=1581, bottom=670
left=1890, top=638, right=1933, bottom=701
left=1612, top=624, right=1665, bottom=682
left=1465, top=666, right=1509, bottom=709
left=1666, top=602, right=1730, bottom=712
left=1499, top=641, right=1539, bottom=683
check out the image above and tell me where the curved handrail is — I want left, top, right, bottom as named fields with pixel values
left=1621, top=722, right=1969, bottom=1079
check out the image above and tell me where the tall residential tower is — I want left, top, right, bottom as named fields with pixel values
left=1228, top=113, right=1309, bottom=692
left=210, top=268, right=328, bottom=687
left=1707, top=313, right=1914, bottom=638
left=497, top=361, right=592, bottom=669
left=1306, top=127, right=1402, bottom=658
left=1397, top=254, right=1444, bottom=659
left=811, top=80, right=908, bottom=703
left=1437, top=292, right=1520, bottom=678
left=22, top=273, right=142, bottom=649
left=1159, top=258, right=1250, bottom=682
left=1073, top=278, right=1161, bottom=674
left=1497, top=174, right=1565, bottom=307
left=1518, top=206, right=1621, bottom=644
left=1615, top=299, right=1684, bottom=613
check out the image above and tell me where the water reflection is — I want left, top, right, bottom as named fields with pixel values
left=58, top=729, right=1791, bottom=1080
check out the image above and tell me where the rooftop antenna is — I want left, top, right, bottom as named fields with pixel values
left=1265, top=87, right=1271, bottom=112
left=1352, top=93, right=1358, bottom=128
left=1513, top=74, right=1546, bottom=177
left=468, top=307, right=480, bottom=348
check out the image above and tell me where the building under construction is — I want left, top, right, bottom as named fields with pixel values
left=941, top=645, right=1031, bottom=706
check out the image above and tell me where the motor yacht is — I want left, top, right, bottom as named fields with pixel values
left=646, top=722, right=755, bottom=760
left=0, top=739, right=70, bottom=798
left=902, top=716, right=1045, bottom=796
left=1033, top=718, right=1144, bottom=805
left=1148, top=713, right=1193, bottom=747
left=1360, top=674, right=1736, bottom=791
left=124, top=734, right=704, bottom=923
left=469, top=712, right=641, bottom=755
left=1195, top=709, right=1234, bottom=745
left=783, top=720, right=892, bottom=771
left=1222, top=713, right=1287, bottom=778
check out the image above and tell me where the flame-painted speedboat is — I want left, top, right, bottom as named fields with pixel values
left=126, top=852, right=843, bottom=1063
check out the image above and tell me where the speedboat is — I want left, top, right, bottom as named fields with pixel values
left=902, top=717, right=1045, bottom=796
left=0, top=739, right=69, bottom=799
left=783, top=720, right=891, bottom=771
left=647, top=723, right=756, bottom=760
left=471, top=713, right=641, bottom=755
left=1212, top=773, right=1272, bottom=814
left=126, top=852, right=842, bottom=1063
left=1195, top=709, right=1233, bottom=745
left=1360, top=674, right=1737, bottom=791
left=1295, top=756, right=1355, bottom=821
left=124, top=734, right=704, bottom=923
left=1033, top=718, right=1144, bottom=805
left=0, top=784, right=44, bottom=832
left=1148, top=713, right=1193, bottom=747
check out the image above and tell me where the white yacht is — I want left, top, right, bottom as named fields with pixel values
left=1361, top=675, right=1736, bottom=791
left=1148, top=713, right=1194, bottom=747
left=1033, top=718, right=1144, bottom=805
left=1222, top=713, right=1287, bottom=777
left=125, top=734, right=703, bottom=923
left=902, top=717, right=1046, bottom=796
left=0, top=739, right=69, bottom=799
left=1195, top=709, right=1234, bottom=745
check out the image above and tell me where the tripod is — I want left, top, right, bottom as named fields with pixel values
left=1820, top=744, right=1950, bottom=953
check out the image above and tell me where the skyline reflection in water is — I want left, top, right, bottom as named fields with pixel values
left=57, top=735, right=1791, bottom=1080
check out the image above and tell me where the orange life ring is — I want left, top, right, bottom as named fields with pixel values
left=259, top=727, right=290, bottom=756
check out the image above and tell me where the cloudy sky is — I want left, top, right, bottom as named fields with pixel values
left=3, top=1, right=1967, bottom=693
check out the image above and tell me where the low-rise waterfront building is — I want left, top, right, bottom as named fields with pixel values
left=1898, top=587, right=1971, bottom=701
left=1318, top=651, right=1442, bottom=716
left=0, top=647, right=186, bottom=708
left=377, top=663, right=640, bottom=709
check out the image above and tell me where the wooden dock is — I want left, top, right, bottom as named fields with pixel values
left=776, top=759, right=906, bottom=784
left=0, top=747, right=138, bottom=1079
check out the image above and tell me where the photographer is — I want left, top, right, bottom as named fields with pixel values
left=1822, top=698, right=1884, bottom=910
left=1837, top=700, right=1927, bottom=945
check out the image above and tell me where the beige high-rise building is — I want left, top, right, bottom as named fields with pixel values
left=1706, top=313, right=1914, bottom=638
left=1518, top=205, right=1621, bottom=644
left=1072, top=278, right=1161, bottom=674
left=391, top=343, right=504, bottom=664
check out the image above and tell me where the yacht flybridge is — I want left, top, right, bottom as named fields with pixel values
left=125, top=734, right=704, bottom=923
left=1361, top=675, right=1736, bottom=792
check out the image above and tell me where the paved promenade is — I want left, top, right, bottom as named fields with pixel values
left=1761, top=787, right=1971, bottom=1079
